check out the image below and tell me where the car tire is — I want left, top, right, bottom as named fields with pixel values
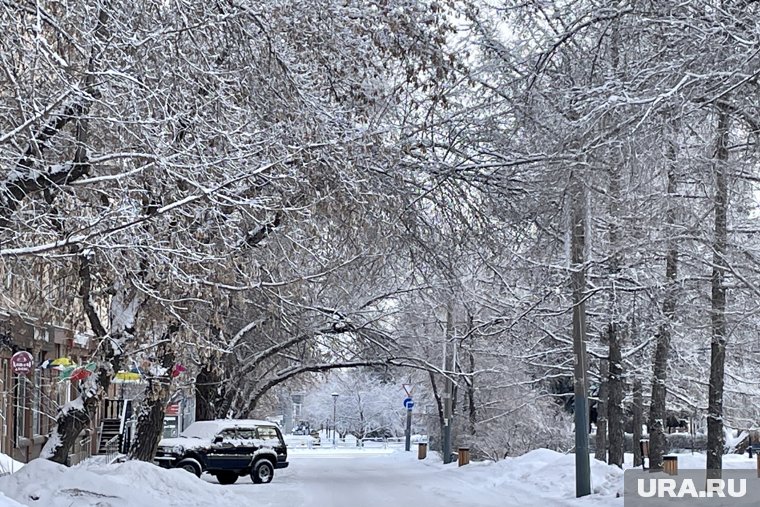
left=216, top=471, right=238, bottom=485
left=251, top=460, right=274, bottom=484
left=176, top=458, right=202, bottom=478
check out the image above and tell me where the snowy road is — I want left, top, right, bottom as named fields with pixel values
left=205, top=449, right=508, bottom=507
left=0, top=447, right=625, bottom=506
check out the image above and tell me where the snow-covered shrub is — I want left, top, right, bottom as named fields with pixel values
left=464, top=397, right=574, bottom=461
left=666, top=432, right=707, bottom=453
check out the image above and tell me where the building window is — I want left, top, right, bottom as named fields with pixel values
left=33, top=328, right=49, bottom=343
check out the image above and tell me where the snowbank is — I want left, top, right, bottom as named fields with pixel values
left=0, top=453, right=23, bottom=474
left=0, top=458, right=253, bottom=507
left=418, top=448, right=624, bottom=505
left=499, top=448, right=624, bottom=498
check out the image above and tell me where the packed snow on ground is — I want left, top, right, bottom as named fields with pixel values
left=229, top=447, right=626, bottom=507
left=2, top=447, right=756, bottom=507
left=0, top=458, right=253, bottom=507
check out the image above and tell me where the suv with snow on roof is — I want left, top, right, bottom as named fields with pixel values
left=154, top=419, right=288, bottom=484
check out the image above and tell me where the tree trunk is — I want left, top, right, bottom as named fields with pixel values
left=129, top=386, right=171, bottom=461
left=632, top=378, right=643, bottom=467
left=195, top=365, right=223, bottom=422
left=594, top=359, right=608, bottom=462
left=606, top=158, right=625, bottom=468
left=43, top=362, right=119, bottom=464
left=467, top=348, right=476, bottom=437
left=607, top=322, right=624, bottom=467
left=13, top=10, right=109, bottom=457
left=648, top=139, right=679, bottom=471
left=707, top=106, right=729, bottom=475
left=43, top=261, right=139, bottom=464
left=358, top=404, right=366, bottom=441
left=129, top=328, right=179, bottom=462
left=428, top=370, right=444, bottom=452
left=442, top=304, right=456, bottom=464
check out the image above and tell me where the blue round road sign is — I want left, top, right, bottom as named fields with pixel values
left=403, top=397, right=414, bottom=410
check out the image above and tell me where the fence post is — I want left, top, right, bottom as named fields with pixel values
left=663, top=455, right=678, bottom=476
left=418, top=442, right=428, bottom=460
left=458, top=447, right=470, bottom=467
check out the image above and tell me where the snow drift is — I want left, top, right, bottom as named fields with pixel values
left=419, top=447, right=624, bottom=505
left=0, top=458, right=252, bottom=507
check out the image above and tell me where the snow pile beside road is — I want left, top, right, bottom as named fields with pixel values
left=494, top=448, right=624, bottom=499
left=0, top=458, right=255, bottom=507
left=0, top=452, right=23, bottom=474
left=420, top=448, right=624, bottom=505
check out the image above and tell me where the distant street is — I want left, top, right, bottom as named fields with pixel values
left=205, top=449, right=507, bottom=507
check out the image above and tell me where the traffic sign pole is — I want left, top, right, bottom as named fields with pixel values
left=405, top=406, right=412, bottom=452
left=403, top=397, right=414, bottom=451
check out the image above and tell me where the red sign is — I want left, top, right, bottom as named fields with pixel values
left=166, top=403, right=179, bottom=416
left=11, top=351, right=34, bottom=375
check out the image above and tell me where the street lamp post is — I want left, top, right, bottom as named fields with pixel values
left=331, top=392, right=339, bottom=447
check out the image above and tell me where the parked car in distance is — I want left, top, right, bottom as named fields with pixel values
left=154, top=419, right=288, bottom=484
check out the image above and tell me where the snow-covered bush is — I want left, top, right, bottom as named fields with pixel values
left=462, top=396, right=573, bottom=461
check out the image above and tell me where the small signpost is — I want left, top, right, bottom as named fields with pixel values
left=403, top=396, right=414, bottom=451
left=10, top=351, right=34, bottom=376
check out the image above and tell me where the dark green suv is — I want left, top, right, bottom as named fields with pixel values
left=154, top=419, right=289, bottom=484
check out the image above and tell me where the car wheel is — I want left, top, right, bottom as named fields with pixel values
left=216, top=471, right=238, bottom=485
left=176, top=458, right=202, bottom=478
left=251, top=460, right=274, bottom=484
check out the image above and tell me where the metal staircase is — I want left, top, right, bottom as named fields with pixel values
left=98, top=418, right=121, bottom=454
left=97, top=398, right=133, bottom=455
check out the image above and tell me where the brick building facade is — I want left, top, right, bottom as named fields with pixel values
left=0, top=311, right=96, bottom=463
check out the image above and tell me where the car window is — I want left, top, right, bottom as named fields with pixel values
left=237, top=428, right=256, bottom=439
left=218, top=429, right=237, bottom=440
left=257, top=426, right=279, bottom=441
